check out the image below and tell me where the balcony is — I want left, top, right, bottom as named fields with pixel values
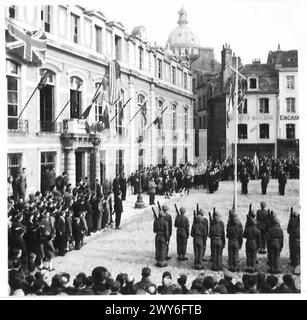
left=63, top=118, right=87, bottom=134
left=38, top=121, right=63, bottom=134
left=7, top=119, right=29, bottom=133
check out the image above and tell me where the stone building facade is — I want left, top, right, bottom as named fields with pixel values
left=6, top=5, right=193, bottom=195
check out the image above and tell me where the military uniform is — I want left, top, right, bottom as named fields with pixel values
left=226, top=215, right=243, bottom=272
left=209, top=212, right=225, bottom=271
left=256, top=202, right=269, bottom=254
left=174, top=207, right=189, bottom=261
left=278, top=170, right=287, bottom=195
left=266, top=217, right=284, bottom=274
left=240, top=170, right=249, bottom=195
left=198, top=209, right=209, bottom=260
left=153, top=211, right=169, bottom=267
left=162, top=205, right=172, bottom=260
left=261, top=172, right=270, bottom=195
left=243, top=218, right=261, bottom=272
left=191, top=216, right=206, bottom=269
left=287, top=212, right=300, bottom=268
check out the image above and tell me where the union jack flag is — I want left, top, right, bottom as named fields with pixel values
left=6, top=18, right=47, bottom=65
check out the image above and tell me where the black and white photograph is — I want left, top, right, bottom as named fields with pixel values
left=3, top=0, right=306, bottom=299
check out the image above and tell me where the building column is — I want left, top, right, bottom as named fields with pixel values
left=66, top=148, right=76, bottom=186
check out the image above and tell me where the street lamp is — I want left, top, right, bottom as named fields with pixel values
left=135, top=135, right=145, bottom=208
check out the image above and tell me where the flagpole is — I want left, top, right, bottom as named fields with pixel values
left=126, top=100, right=147, bottom=127
left=145, top=106, right=168, bottom=132
left=17, top=70, right=49, bottom=120
left=109, top=98, right=131, bottom=124
left=234, top=56, right=239, bottom=211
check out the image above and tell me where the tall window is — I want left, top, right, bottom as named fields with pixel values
left=171, top=66, right=176, bottom=85
left=157, top=59, right=162, bottom=79
left=259, top=98, right=269, bottom=113
left=183, top=73, right=188, bottom=89
left=137, top=94, right=146, bottom=130
left=238, top=124, right=247, bottom=139
left=94, top=82, right=105, bottom=121
left=71, top=13, right=79, bottom=43
left=286, top=76, right=295, bottom=89
left=184, top=147, right=188, bottom=163
left=157, top=100, right=163, bottom=130
left=192, top=78, right=196, bottom=92
left=116, top=89, right=125, bottom=135
left=286, top=124, right=295, bottom=139
left=41, top=5, right=51, bottom=32
left=95, top=25, right=102, bottom=53
left=172, top=148, right=177, bottom=166
left=184, top=107, right=188, bottom=135
left=172, top=104, right=177, bottom=131
left=115, top=35, right=122, bottom=61
left=40, top=69, right=55, bottom=132
left=70, top=76, right=82, bottom=118
left=198, top=96, right=201, bottom=110
left=286, top=98, right=296, bottom=113
left=116, top=150, right=124, bottom=175
left=7, top=60, right=20, bottom=130
left=139, top=47, right=144, bottom=70
left=260, top=123, right=269, bottom=139
left=239, top=98, right=248, bottom=114
left=7, top=153, right=22, bottom=178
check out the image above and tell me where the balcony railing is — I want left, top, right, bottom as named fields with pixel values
left=63, top=119, right=87, bottom=134
left=38, top=121, right=63, bottom=133
left=7, top=118, right=29, bottom=133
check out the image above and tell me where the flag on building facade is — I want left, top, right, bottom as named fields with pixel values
left=37, top=71, right=49, bottom=90
left=108, top=59, right=121, bottom=104
left=254, top=152, right=259, bottom=178
left=226, top=79, right=235, bottom=127
left=6, top=18, right=47, bottom=65
left=141, top=100, right=147, bottom=125
left=250, top=124, right=257, bottom=134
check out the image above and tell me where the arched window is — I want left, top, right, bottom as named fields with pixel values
left=70, top=76, right=82, bottom=119
left=40, top=69, right=55, bottom=132
left=6, top=60, right=20, bottom=130
left=184, top=107, right=188, bottom=137
left=172, top=104, right=177, bottom=131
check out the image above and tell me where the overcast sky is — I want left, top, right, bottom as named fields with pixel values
left=87, top=0, right=306, bottom=64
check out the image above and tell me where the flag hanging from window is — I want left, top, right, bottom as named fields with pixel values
left=141, top=100, right=147, bottom=125
left=108, top=59, right=121, bottom=104
left=226, top=79, right=235, bottom=127
left=153, top=115, right=162, bottom=127
left=6, top=18, right=47, bottom=65
left=253, top=152, right=259, bottom=178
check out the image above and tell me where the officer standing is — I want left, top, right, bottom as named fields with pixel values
left=174, top=207, right=189, bottom=261
left=278, top=168, right=287, bottom=195
left=243, top=217, right=261, bottom=273
left=267, top=215, right=284, bottom=274
left=240, top=167, right=249, bottom=195
left=153, top=210, right=169, bottom=267
left=287, top=211, right=300, bottom=268
left=209, top=211, right=225, bottom=271
left=226, top=212, right=243, bottom=272
left=256, top=201, right=269, bottom=254
left=261, top=171, right=270, bottom=195
left=162, top=205, right=172, bottom=260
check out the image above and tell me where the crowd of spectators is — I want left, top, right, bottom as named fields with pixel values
left=9, top=265, right=300, bottom=296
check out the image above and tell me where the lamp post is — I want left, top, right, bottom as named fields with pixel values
left=135, top=135, right=145, bottom=208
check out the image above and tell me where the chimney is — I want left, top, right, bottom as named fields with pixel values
left=221, top=43, right=232, bottom=72
left=252, top=58, right=261, bottom=64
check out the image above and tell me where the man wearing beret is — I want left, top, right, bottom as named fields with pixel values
left=209, top=211, right=225, bottom=271
left=162, top=205, right=172, bottom=260
left=174, top=207, right=189, bottom=261
left=256, top=201, right=269, bottom=254
left=243, top=218, right=261, bottom=272
left=191, top=215, right=206, bottom=269
left=266, top=215, right=284, bottom=274
left=153, top=210, right=169, bottom=267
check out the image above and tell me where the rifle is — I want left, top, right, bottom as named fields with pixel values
left=157, top=201, right=162, bottom=212
left=209, top=211, right=212, bottom=224
left=213, top=207, right=216, bottom=216
left=248, top=203, right=252, bottom=218
left=152, top=207, right=157, bottom=220
left=174, top=203, right=180, bottom=216
left=196, top=203, right=199, bottom=215
left=193, top=210, right=197, bottom=222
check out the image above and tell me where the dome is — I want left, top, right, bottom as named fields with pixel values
left=167, top=7, right=200, bottom=50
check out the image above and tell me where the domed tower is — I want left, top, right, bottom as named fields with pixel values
left=167, top=6, right=200, bottom=60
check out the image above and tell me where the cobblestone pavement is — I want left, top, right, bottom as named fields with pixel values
left=50, top=179, right=300, bottom=290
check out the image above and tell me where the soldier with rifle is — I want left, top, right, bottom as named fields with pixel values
left=197, top=207, right=209, bottom=261
left=256, top=201, right=269, bottom=254
left=174, top=205, right=189, bottom=261
left=226, top=209, right=243, bottom=272
left=209, top=208, right=225, bottom=271
left=287, top=208, right=300, bottom=269
left=153, top=206, right=169, bottom=267
left=162, top=204, right=172, bottom=260
left=266, top=212, right=284, bottom=274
